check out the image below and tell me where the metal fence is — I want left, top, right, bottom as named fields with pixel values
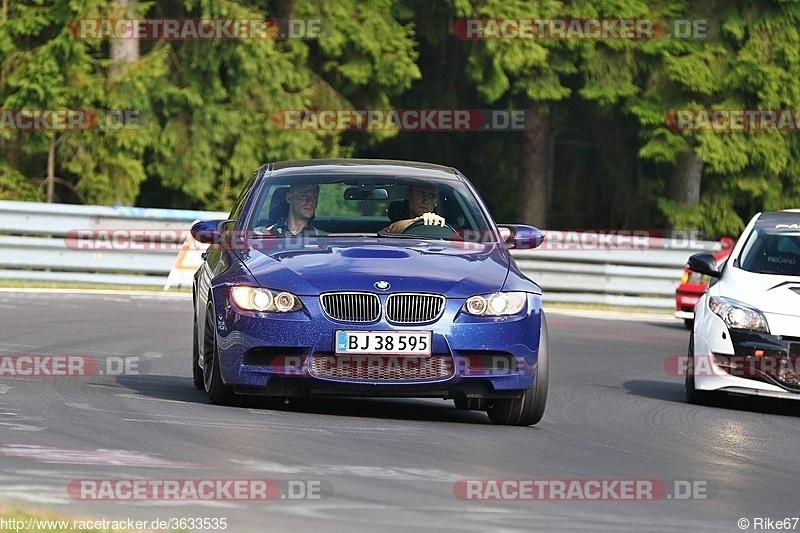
left=0, top=200, right=720, bottom=308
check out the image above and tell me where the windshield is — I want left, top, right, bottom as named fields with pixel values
left=244, top=174, right=495, bottom=241
left=738, top=227, right=800, bottom=276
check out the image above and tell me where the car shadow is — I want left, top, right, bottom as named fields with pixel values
left=624, top=379, right=800, bottom=417
left=115, top=374, right=496, bottom=425
left=647, top=321, right=693, bottom=332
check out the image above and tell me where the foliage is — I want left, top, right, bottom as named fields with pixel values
left=2, top=0, right=800, bottom=234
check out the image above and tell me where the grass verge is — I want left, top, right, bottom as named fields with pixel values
left=0, top=507, right=183, bottom=532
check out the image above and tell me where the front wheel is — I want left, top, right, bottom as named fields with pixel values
left=192, top=312, right=204, bottom=390
left=203, top=303, right=239, bottom=406
left=488, top=312, right=549, bottom=426
left=684, top=337, right=719, bottom=405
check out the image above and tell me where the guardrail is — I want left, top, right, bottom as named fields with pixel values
left=0, top=200, right=719, bottom=308
left=0, top=200, right=227, bottom=287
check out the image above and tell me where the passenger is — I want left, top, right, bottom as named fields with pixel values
left=265, top=184, right=326, bottom=236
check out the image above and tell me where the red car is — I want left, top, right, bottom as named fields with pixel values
left=675, top=239, right=733, bottom=329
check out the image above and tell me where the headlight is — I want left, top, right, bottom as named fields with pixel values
left=709, top=296, right=769, bottom=333
left=230, top=287, right=302, bottom=313
left=463, top=292, right=527, bottom=316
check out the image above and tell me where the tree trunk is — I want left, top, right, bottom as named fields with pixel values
left=46, top=133, right=55, bottom=203
left=109, top=0, right=138, bottom=205
left=516, top=103, right=555, bottom=228
left=110, top=0, right=139, bottom=64
left=669, top=150, right=702, bottom=205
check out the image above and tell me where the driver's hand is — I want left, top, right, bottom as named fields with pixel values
left=418, top=212, right=446, bottom=226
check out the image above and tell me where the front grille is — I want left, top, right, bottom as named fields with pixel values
left=308, top=354, right=454, bottom=381
left=386, top=293, right=445, bottom=323
left=714, top=352, right=800, bottom=391
left=320, top=293, right=381, bottom=322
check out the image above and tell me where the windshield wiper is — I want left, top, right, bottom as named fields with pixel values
left=376, top=230, right=441, bottom=240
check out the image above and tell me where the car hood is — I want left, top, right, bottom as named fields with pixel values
left=237, top=238, right=510, bottom=298
left=713, top=266, right=800, bottom=315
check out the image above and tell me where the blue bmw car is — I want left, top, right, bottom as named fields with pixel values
left=191, top=159, right=549, bottom=425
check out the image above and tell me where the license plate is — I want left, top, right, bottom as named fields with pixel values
left=335, top=331, right=431, bottom=356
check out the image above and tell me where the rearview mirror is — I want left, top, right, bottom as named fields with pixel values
left=344, top=187, right=388, bottom=200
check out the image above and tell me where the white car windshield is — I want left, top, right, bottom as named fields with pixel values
left=738, top=227, right=800, bottom=276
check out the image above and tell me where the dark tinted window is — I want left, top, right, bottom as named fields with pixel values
left=246, top=175, right=493, bottom=238
left=739, top=227, right=800, bottom=275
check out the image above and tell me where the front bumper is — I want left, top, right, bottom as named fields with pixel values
left=693, top=306, right=800, bottom=398
left=213, top=292, right=543, bottom=399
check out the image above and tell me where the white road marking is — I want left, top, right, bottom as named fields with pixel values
left=231, top=460, right=463, bottom=482
left=548, top=308, right=676, bottom=323
left=0, top=288, right=191, bottom=299
left=0, top=445, right=196, bottom=468
left=0, top=422, right=43, bottom=431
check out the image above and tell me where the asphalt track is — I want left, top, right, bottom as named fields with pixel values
left=0, top=290, right=798, bottom=532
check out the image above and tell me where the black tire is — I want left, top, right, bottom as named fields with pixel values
left=683, top=318, right=694, bottom=330
left=488, top=312, right=549, bottom=426
left=203, top=302, right=239, bottom=406
left=685, top=337, right=718, bottom=405
left=454, top=398, right=488, bottom=410
left=192, top=312, right=204, bottom=390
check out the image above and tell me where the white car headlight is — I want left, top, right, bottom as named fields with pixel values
left=231, top=287, right=302, bottom=313
left=463, top=292, right=527, bottom=316
left=709, top=296, right=769, bottom=333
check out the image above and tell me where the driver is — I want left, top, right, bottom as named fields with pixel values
left=384, top=185, right=446, bottom=233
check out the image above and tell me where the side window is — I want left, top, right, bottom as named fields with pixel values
left=230, top=172, right=259, bottom=223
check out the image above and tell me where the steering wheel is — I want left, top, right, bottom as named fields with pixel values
left=401, top=219, right=458, bottom=239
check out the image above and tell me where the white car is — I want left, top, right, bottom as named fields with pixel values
left=686, top=210, right=800, bottom=404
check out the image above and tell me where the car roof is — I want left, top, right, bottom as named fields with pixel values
left=264, top=159, right=461, bottom=181
left=756, top=211, right=800, bottom=227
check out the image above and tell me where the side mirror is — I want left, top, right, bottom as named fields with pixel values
left=498, top=224, right=545, bottom=250
left=191, top=219, right=228, bottom=245
left=687, top=253, right=721, bottom=278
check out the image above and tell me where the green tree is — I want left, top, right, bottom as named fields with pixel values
left=0, top=0, right=162, bottom=205
left=455, top=0, right=582, bottom=227
left=587, top=0, right=800, bottom=235
left=146, top=0, right=420, bottom=211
